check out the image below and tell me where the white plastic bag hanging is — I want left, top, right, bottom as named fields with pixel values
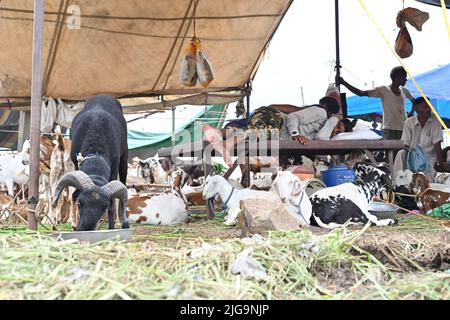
left=195, top=38, right=214, bottom=88
left=179, top=38, right=198, bottom=87
left=40, top=97, right=57, bottom=133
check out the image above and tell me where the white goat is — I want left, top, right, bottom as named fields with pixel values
left=127, top=192, right=189, bottom=225
left=394, top=169, right=414, bottom=188
left=202, top=174, right=281, bottom=225
left=128, top=157, right=143, bottom=178
left=434, top=172, right=450, bottom=185
left=0, top=152, right=28, bottom=197
left=271, top=171, right=312, bottom=226
left=137, top=153, right=174, bottom=185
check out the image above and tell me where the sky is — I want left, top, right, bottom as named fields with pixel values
left=127, top=0, right=450, bottom=133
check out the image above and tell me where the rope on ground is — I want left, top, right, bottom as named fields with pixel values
left=374, top=196, right=448, bottom=226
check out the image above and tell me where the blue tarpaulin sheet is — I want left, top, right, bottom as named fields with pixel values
left=347, top=63, right=450, bottom=119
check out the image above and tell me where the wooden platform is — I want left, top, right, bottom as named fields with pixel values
left=158, top=139, right=404, bottom=219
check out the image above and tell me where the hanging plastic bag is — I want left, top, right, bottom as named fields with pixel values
left=179, top=38, right=198, bottom=87
left=195, top=38, right=214, bottom=87
left=396, top=7, right=429, bottom=31
left=394, top=7, right=428, bottom=59
left=395, top=26, right=413, bottom=58
left=40, top=97, right=57, bottom=133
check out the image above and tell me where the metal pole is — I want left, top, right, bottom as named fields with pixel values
left=300, top=86, right=305, bottom=106
left=171, top=107, right=175, bottom=146
left=245, top=81, right=251, bottom=187
left=27, top=0, right=45, bottom=230
left=335, top=0, right=341, bottom=89
left=171, top=99, right=176, bottom=147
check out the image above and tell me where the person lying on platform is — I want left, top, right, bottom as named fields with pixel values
left=393, top=97, right=443, bottom=182
left=280, top=96, right=341, bottom=145
left=202, top=97, right=343, bottom=164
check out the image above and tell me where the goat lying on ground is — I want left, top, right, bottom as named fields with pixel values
left=310, top=166, right=396, bottom=229
left=392, top=169, right=418, bottom=211
left=127, top=170, right=189, bottom=225
left=202, top=174, right=281, bottom=225
left=127, top=192, right=189, bottom=225
left=412, top=172, right=450, bottom=213
left=271, top=170, right=312, bottom=226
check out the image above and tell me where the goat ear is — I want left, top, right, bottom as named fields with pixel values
left=292, top=180, right=303, bottom=196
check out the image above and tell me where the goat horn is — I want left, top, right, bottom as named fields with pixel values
left=101, top=180, right=128, bottom=201
left=101, top=181, right=128, bottom=227
left=52, top=171, right=95, bottom=208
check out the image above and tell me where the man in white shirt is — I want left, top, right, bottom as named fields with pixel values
left=393, top=97, right=443, bottom=182
left=281, top=96, right=341, bottom=144
left=337, top=66, right=414, bottom=140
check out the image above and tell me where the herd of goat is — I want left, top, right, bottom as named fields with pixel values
left=1, top=95, right=449, bottom=232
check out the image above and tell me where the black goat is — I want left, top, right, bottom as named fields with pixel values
left=52, top=95, right=129, bottom=231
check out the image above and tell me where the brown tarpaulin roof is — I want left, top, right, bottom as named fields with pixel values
left=0, top=0, right=292, bottom=104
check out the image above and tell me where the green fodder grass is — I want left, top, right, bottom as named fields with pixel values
left=0, top=222, right=448, bottom=300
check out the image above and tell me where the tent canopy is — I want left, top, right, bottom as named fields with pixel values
left=347, top=63, right=450, bottom=119
left=128, top=104, right=227, bottom=150
left=0, top=0, right=292, bottom=104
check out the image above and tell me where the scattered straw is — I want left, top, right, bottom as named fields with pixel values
left=0, top=219, right=448, bottom=300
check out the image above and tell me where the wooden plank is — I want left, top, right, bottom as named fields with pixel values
left=223, top=161, right=239, bottom=180
left=159, top=140, right=404, bottom=158
left=223, top=150, right=247, bottom=180
left=276, top=140, right=404, bottom=151
left=27, top=0, right=45, bottom=231
left=388, top=150, right=395, bottom=174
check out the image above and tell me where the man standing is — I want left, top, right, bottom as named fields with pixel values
left=336, top=66, right=414, bottom=140
left=393, top=97, right=443, bottom=182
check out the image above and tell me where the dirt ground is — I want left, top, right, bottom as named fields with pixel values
left=132, top=210, right=450, bottom=274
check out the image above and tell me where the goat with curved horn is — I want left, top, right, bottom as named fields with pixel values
left=66, top=95, right=129, bottom=231
left=52, top=171, right=95, bottom=208
left=101, top=180, right=129, bottom=229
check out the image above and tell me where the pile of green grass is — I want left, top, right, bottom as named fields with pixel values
left=0, top=222, right=448, bottom=300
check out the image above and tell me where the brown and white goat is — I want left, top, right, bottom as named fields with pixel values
left=412, top=172, right=450, bottom=213
left=49, top=126, right=77, bottom=228
left=0, top=193, right=13, bottom=211
left=126, top=172, right=189, bottom=226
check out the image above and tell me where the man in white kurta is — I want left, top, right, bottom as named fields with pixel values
left=393, top=97, right=443, bottom=182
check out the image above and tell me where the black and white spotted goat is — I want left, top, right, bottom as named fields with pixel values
left=310, top=165, right=396, bottom=229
